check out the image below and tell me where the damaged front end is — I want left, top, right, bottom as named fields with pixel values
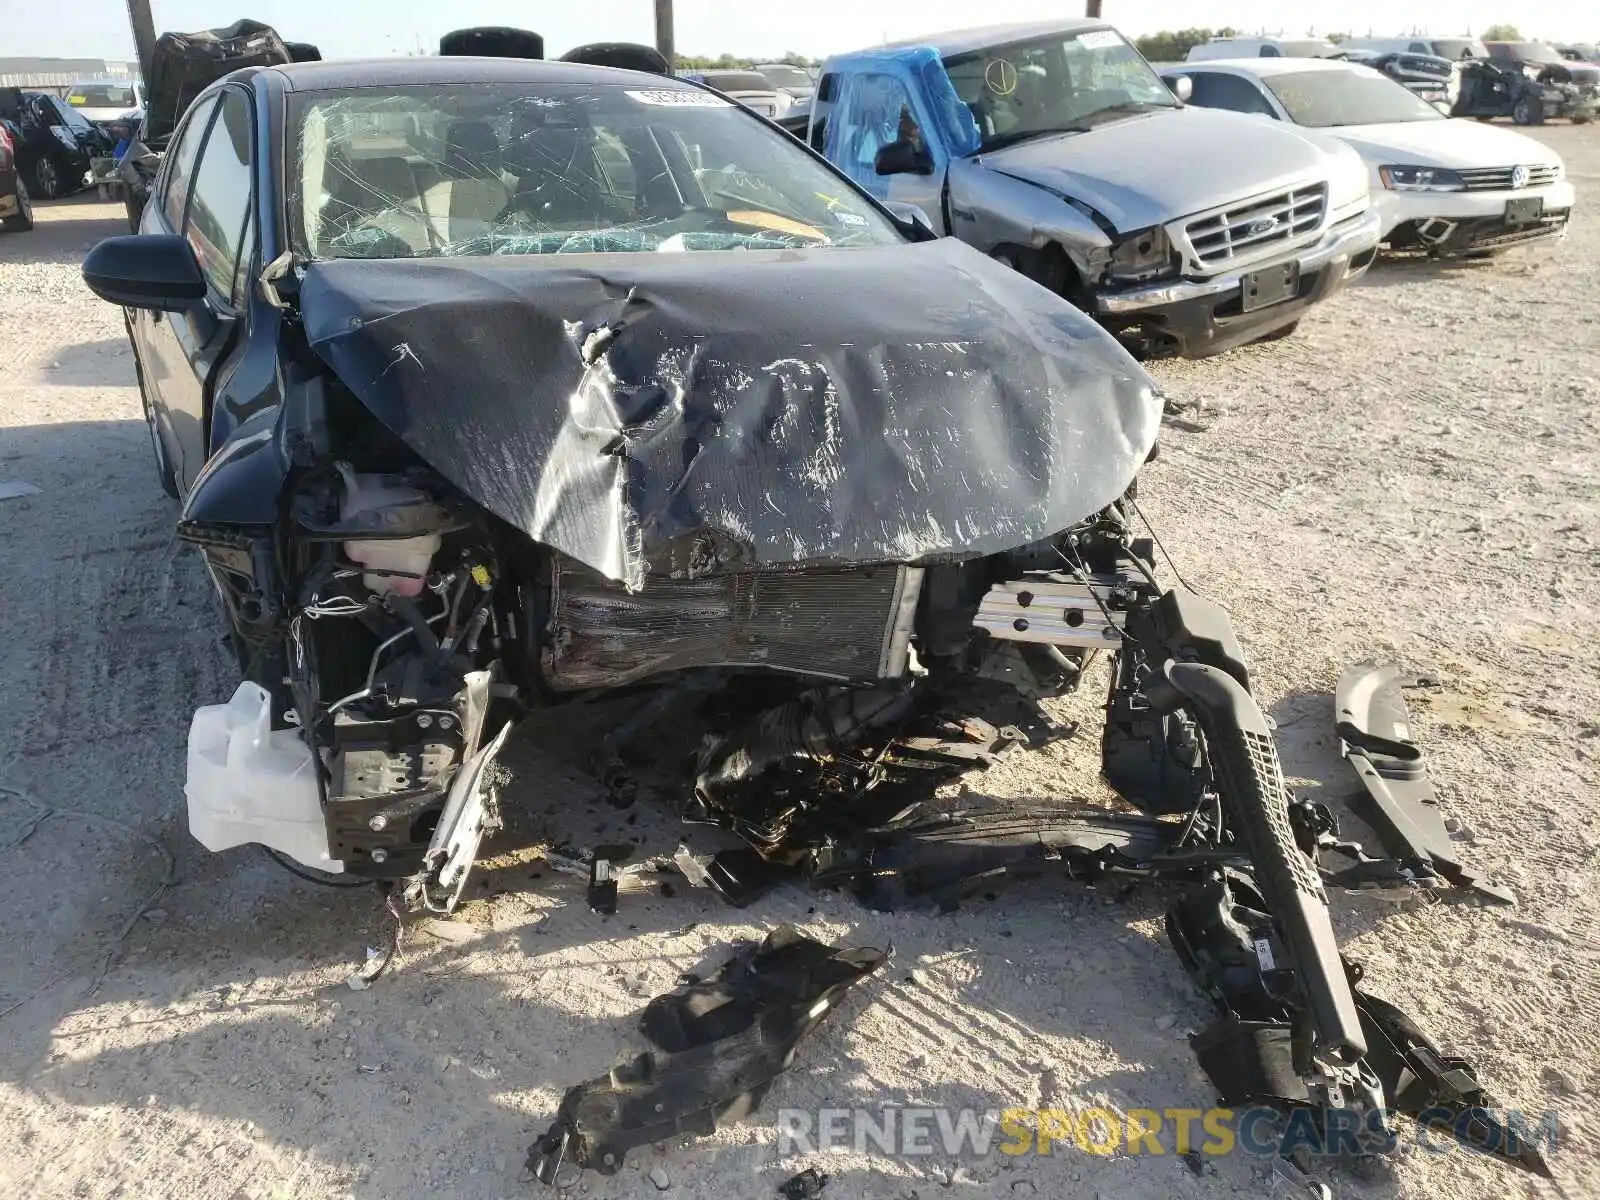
left=177, top=238, right=1158, bottom=903
left=173, top=239, right=1539, bottom=1185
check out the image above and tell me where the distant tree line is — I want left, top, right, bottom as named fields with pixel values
left=1131, top=28, right=1237, bottom=61
left=676, top=51, right=820, bottom=70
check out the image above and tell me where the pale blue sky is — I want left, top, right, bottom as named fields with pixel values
left=1, top=0, right=1592, bottom=63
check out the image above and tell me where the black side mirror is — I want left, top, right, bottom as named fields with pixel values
left=82, top=234, right=207, bottom=311
left=882, top=200, right=937, bottom=239
left=873, top=138, right=933, bottom=177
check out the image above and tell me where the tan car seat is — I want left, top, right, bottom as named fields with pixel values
left=421, top=120, right=511, bottom=244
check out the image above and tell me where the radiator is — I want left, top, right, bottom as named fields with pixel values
left=542, top=559, right=923, bottom=691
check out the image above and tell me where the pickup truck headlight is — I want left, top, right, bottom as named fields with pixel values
left=1379, top=165, right=1465, bottom=192
left=1108, top=228, right=1178, bottom=283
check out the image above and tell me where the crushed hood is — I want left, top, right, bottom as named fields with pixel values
left=298, top=238, right=1159, bottom=590
left=980, top=106, right=1344, bottom=232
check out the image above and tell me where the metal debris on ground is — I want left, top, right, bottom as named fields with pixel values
left=778, top=1167, right=829, bottom=1198
left=526, top=926, right=886, bottom=1182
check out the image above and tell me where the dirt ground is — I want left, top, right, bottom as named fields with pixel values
left=1, top=125, right=1596, bottom=1200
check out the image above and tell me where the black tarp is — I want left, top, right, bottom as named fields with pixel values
left=144, top=19, right=293, bottom=143
left=298, top=237, right=1159, bottom=590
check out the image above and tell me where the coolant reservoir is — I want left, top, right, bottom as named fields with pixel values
left=338, top=464, right=442, bottom=597
left=185, top=682, right=341, bottom=871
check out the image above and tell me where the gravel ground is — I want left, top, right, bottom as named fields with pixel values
left=1, top=127, right=1596, bottom=1200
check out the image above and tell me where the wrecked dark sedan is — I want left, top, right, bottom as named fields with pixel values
left=85, top=56, right=1544, bottom=1184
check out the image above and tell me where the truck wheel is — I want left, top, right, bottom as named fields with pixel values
left=1, top=179, right=33, bottom=232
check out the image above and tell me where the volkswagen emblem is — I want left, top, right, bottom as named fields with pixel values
left=1247, top=217, right=1281, bottom=236
left=1510, top=164, right=1530, bottom=189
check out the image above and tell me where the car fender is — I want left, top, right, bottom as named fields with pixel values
left=946, top=155, right=1113, bottom=281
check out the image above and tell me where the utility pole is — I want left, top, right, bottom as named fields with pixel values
left=654, top=0, right=675, bottom=69
left=126, top=0, right=157, bottom=81
left=1085, top=0, right=1103, bottom=17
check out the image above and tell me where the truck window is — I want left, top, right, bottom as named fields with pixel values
left=828, top=71, right=920, bottom=194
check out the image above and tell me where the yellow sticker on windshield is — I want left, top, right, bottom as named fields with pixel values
left=67, top=95, right=86, bottom=104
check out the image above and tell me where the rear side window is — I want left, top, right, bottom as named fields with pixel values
left=1187, top=72, right=1276, bottom=116
left=183, top=90, right=254, bottom=303
left=159, top=95, right=218, bottom=227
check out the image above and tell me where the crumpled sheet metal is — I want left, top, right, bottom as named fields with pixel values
left=299, top=237, right=1159, bottom=590
left=528, top=926, right=887, bottom=1179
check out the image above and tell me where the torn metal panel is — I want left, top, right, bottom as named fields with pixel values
left=946, top=154, right=1112, bottom=274
left=298, top=237, right=1159, bottom=590
left=1335, top=661, right=1513, bottom=904
left=528, top=927, right=886, bottom=1180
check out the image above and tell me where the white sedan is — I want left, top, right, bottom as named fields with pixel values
left=1158, top=58, right=1574, bottom=257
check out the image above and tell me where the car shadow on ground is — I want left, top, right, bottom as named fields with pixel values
left=0, top=194, right=129, bottom=265
left=28, top=336, right=133, bottom=387
left=1352, top=251, right=1551, bottom=291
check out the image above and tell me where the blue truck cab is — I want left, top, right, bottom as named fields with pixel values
left=809, top=20, right=1382, bottom=356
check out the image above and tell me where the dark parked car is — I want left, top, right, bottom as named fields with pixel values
left=1479, top=41, right=1598, bottom=121
left=0, top=118, right=34, bottom=231
left=0, top=89, right=107, bottom=198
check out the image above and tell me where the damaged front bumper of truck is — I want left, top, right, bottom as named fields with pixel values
left=1093, top=206, right=1381, bottom=357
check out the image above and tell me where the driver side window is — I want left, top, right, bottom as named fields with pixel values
left=182, top=89, right=254, bottom=304
left=159, top=95, right=219, bottom=228
left=832, top=72, right=920, bottom=190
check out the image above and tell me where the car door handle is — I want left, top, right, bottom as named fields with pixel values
left=950, top=205, right=976, bottom=222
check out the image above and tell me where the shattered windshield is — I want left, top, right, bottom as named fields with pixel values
left=943, top=28, right=1178, bottom=151
left=1266, top=70, right=1446, bottom=126
left=290, top=83, right=901, bottom=260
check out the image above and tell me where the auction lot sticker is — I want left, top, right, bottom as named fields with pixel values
left=626, top=89, right=732, bottom=106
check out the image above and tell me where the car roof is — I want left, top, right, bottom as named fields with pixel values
left=265, top=55, right=680, bottom=93
left=868, top=19, right=1112, bottom=59
left=1164, top=57, right=1381, bottom=79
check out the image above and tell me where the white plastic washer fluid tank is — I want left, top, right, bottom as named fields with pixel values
left=185, top=682, right=343, bottom=871
left=338, top=464, right=442, bottom=598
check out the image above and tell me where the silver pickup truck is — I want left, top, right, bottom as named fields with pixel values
left=812, top=19, right=1382, bottom=356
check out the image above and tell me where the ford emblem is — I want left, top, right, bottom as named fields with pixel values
left=1247, top=217, right=1280, bottom=236
left=1510, top=164, right=1530, bottom=189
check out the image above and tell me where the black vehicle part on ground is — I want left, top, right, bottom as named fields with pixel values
left=813, top=803, right=1248, bottom=911
left=1351, top=976, right=1552, bottom=1176
left=778, top=1168, right=830, bottom=1199
left=296, top=240, right=1160, bottom=592
left=1334, top=662, right=1513, bottom=903
left=527, top=926, right=886, bottom=1180
left=560, top=43, right=671, bottom=74
left=439, top=27, right=545, bottom=59
left=1152, top=662, right=1368, bottom=1071
left=143, top=20, right=294, bottom=144
left=1168, top=871, right=1547, bottom=1173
